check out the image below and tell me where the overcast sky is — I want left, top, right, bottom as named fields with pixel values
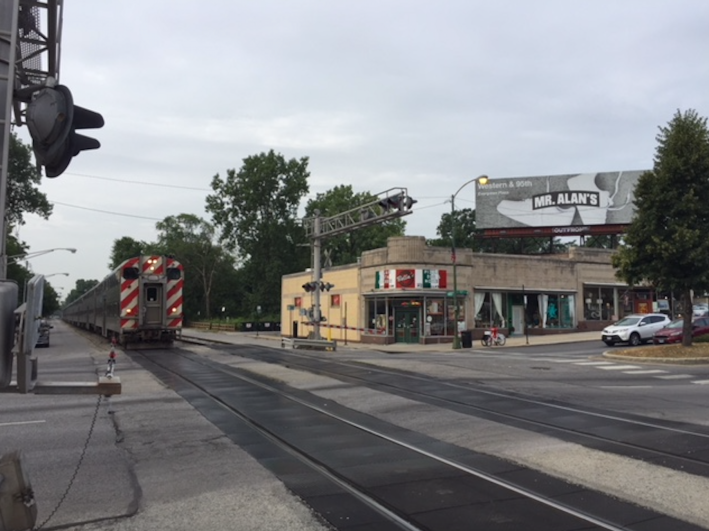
left=14, top=0, right=709, bottom=297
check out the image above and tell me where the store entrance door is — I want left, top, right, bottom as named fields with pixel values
left=395, top=309, right=420, bottom=343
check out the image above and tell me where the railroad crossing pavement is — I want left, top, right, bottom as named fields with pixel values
left=180, top=328, right=602, bottom=353
left=1, top=320, right=331, bottom=531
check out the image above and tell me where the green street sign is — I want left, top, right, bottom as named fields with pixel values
left=446, top=290, right=468, bottom=297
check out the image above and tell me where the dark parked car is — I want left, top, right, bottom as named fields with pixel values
left=35, top=319, right=53, bottom=348
left=653, top=317, right=709, bottom=345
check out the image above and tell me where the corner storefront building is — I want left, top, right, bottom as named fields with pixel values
left=281, top=236, right=656, bottom=345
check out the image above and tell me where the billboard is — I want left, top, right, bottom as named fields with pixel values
left=475, top=170, right=644, bottom=235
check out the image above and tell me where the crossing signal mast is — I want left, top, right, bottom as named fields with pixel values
left=302, top=188, right=417, bottom=340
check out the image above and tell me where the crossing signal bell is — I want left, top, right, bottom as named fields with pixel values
left=26, top=84, right=104, bottom=178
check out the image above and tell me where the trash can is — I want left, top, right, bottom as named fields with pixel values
left=460, top=330, right=473, bottom=348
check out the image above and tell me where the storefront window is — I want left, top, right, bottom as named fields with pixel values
left=584, top=287, right=615, bottom=321
left=474, top=292, right=507, bottom=328
left=366, top=298, right=389, bottom=335
left=445, top=296, right=465, bottom=334
left=426, top=298, right=445, bottom=336
left=541, top=294, right=575, bottom=328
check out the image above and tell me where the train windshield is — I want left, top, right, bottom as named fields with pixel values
left=167, top=267, right=181, bottom=280
left=123, top=267, right=139, bottom=280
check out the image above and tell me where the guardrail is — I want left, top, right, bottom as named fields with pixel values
left=281, top=337, right=337, bottom=351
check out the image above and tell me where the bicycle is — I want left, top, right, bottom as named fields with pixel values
left=481, top=329, right=506, bottom=347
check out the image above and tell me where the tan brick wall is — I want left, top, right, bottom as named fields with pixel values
left=282, top=236, right=625, bottom=341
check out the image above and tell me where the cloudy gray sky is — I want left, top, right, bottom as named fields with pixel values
left=14, top=0, right=709, bottom=297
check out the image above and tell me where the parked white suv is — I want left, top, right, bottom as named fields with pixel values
left=601, top=313, right=671, bottom=346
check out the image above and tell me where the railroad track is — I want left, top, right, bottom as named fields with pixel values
left=129, top=346, right=706, bottom=530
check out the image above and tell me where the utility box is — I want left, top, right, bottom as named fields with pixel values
left=0, top=451, right=37, bottom=531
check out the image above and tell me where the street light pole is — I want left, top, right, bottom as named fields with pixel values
left=451, top=174, right=489, bottom=349
left=7, top=247, right=77, bottom=262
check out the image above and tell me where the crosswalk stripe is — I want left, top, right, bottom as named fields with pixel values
left=624, top=369, right=667, bottom=375
left=531, top=358, right=580, bottom=363
left=576, top=361, right=615, bottom=366
left=597, top=365, right=641, bottom=370
left=691, top=379, right=709, bottom=385
left=654, top=374, right=694, bottom=380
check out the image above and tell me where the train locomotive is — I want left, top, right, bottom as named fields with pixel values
left=63, top=255, right=184, bottom=348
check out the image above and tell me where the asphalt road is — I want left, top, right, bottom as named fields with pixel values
left=5, top=324, right=709, bottom=529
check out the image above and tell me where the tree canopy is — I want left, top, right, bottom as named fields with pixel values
left=304, top=185, right=406, bottom=267
left=154, top=214, right=237, bottom=320
left=7, top=132, right=52, bottom=226
left=429, top=207, right=568, bottom=254
left=206, top=150, right=310, bottom=314
left=613, top=109, right=709, bottom=346
left=109, top=236, right=148, bottom=270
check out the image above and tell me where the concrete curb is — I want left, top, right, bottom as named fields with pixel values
left=602, top=352, right=709, bottom=365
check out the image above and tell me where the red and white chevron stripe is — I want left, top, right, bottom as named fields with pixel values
left=316, top=323, right=386, bottom=335
left=120, top=256, right=140, bottom=330
left=166, top=257, right=183, bottom=329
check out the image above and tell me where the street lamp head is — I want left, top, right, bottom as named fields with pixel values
left=477, top=175, right=489, bottom=185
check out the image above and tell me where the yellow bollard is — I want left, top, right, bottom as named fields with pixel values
left=327, top=327, right=332, bottom=341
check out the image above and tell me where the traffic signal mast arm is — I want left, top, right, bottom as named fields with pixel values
left=303, top=187, right=417, bottom=239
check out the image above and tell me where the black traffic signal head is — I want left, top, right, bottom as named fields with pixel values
left=302, top=282, right=318, bottom=292
left=377, top=192, right=417, bottom=213
left=401, top=195, right=417, bottom=210
left=377, top=193, right=404, bottom=212
left=26, top=84, right=104, bottom=178
left=319, top=282, right=334, bottom=291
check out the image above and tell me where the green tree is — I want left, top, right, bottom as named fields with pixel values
left=206, top=150, right=310, bottom=314
left=65, top=279, right=99, bottom=305
left=7, top=132, right=52, bottom=226
left=304, top=185, right=406, bottom=266
left=429, top=208, right=568, bottom=254
left=6, top=234, right=31, bottom=298
left=612, top=109, right=709, bottom=346
left=108, top=237, right=148, bottom=269
left=582, top=235, right=617, bottom=249
left=42, top=283, right=60, bottom=316
left=154, top=214, right=237, bottom=320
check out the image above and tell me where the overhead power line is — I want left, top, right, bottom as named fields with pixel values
left=51, top=201, right=164, bottom=221
left=63, top=171, right=211, bottom=191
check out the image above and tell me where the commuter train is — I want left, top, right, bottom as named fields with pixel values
left=63, top=255, right=184, bottom=348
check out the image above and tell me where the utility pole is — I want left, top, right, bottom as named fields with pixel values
left=0, top=0, right=20, bottom=279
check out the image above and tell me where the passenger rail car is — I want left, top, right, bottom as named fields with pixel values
left=63, top=255, right=184, bottom=348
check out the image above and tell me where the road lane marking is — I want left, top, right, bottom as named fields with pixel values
left=0, top=420, right=46, bottom=427
left=692, top=380, right=709, bottom=385
left=576, top=361, right=615, bottom=366
left=596, top=365, right=641, bottom=370
left=599, top=385, right=654, bottom=389
left=624, top=369, right=667, bottom=375
left=654, top=374, right=694, bottom=380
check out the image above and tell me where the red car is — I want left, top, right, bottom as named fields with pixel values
left=652, top=317, right=709, bottom=344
